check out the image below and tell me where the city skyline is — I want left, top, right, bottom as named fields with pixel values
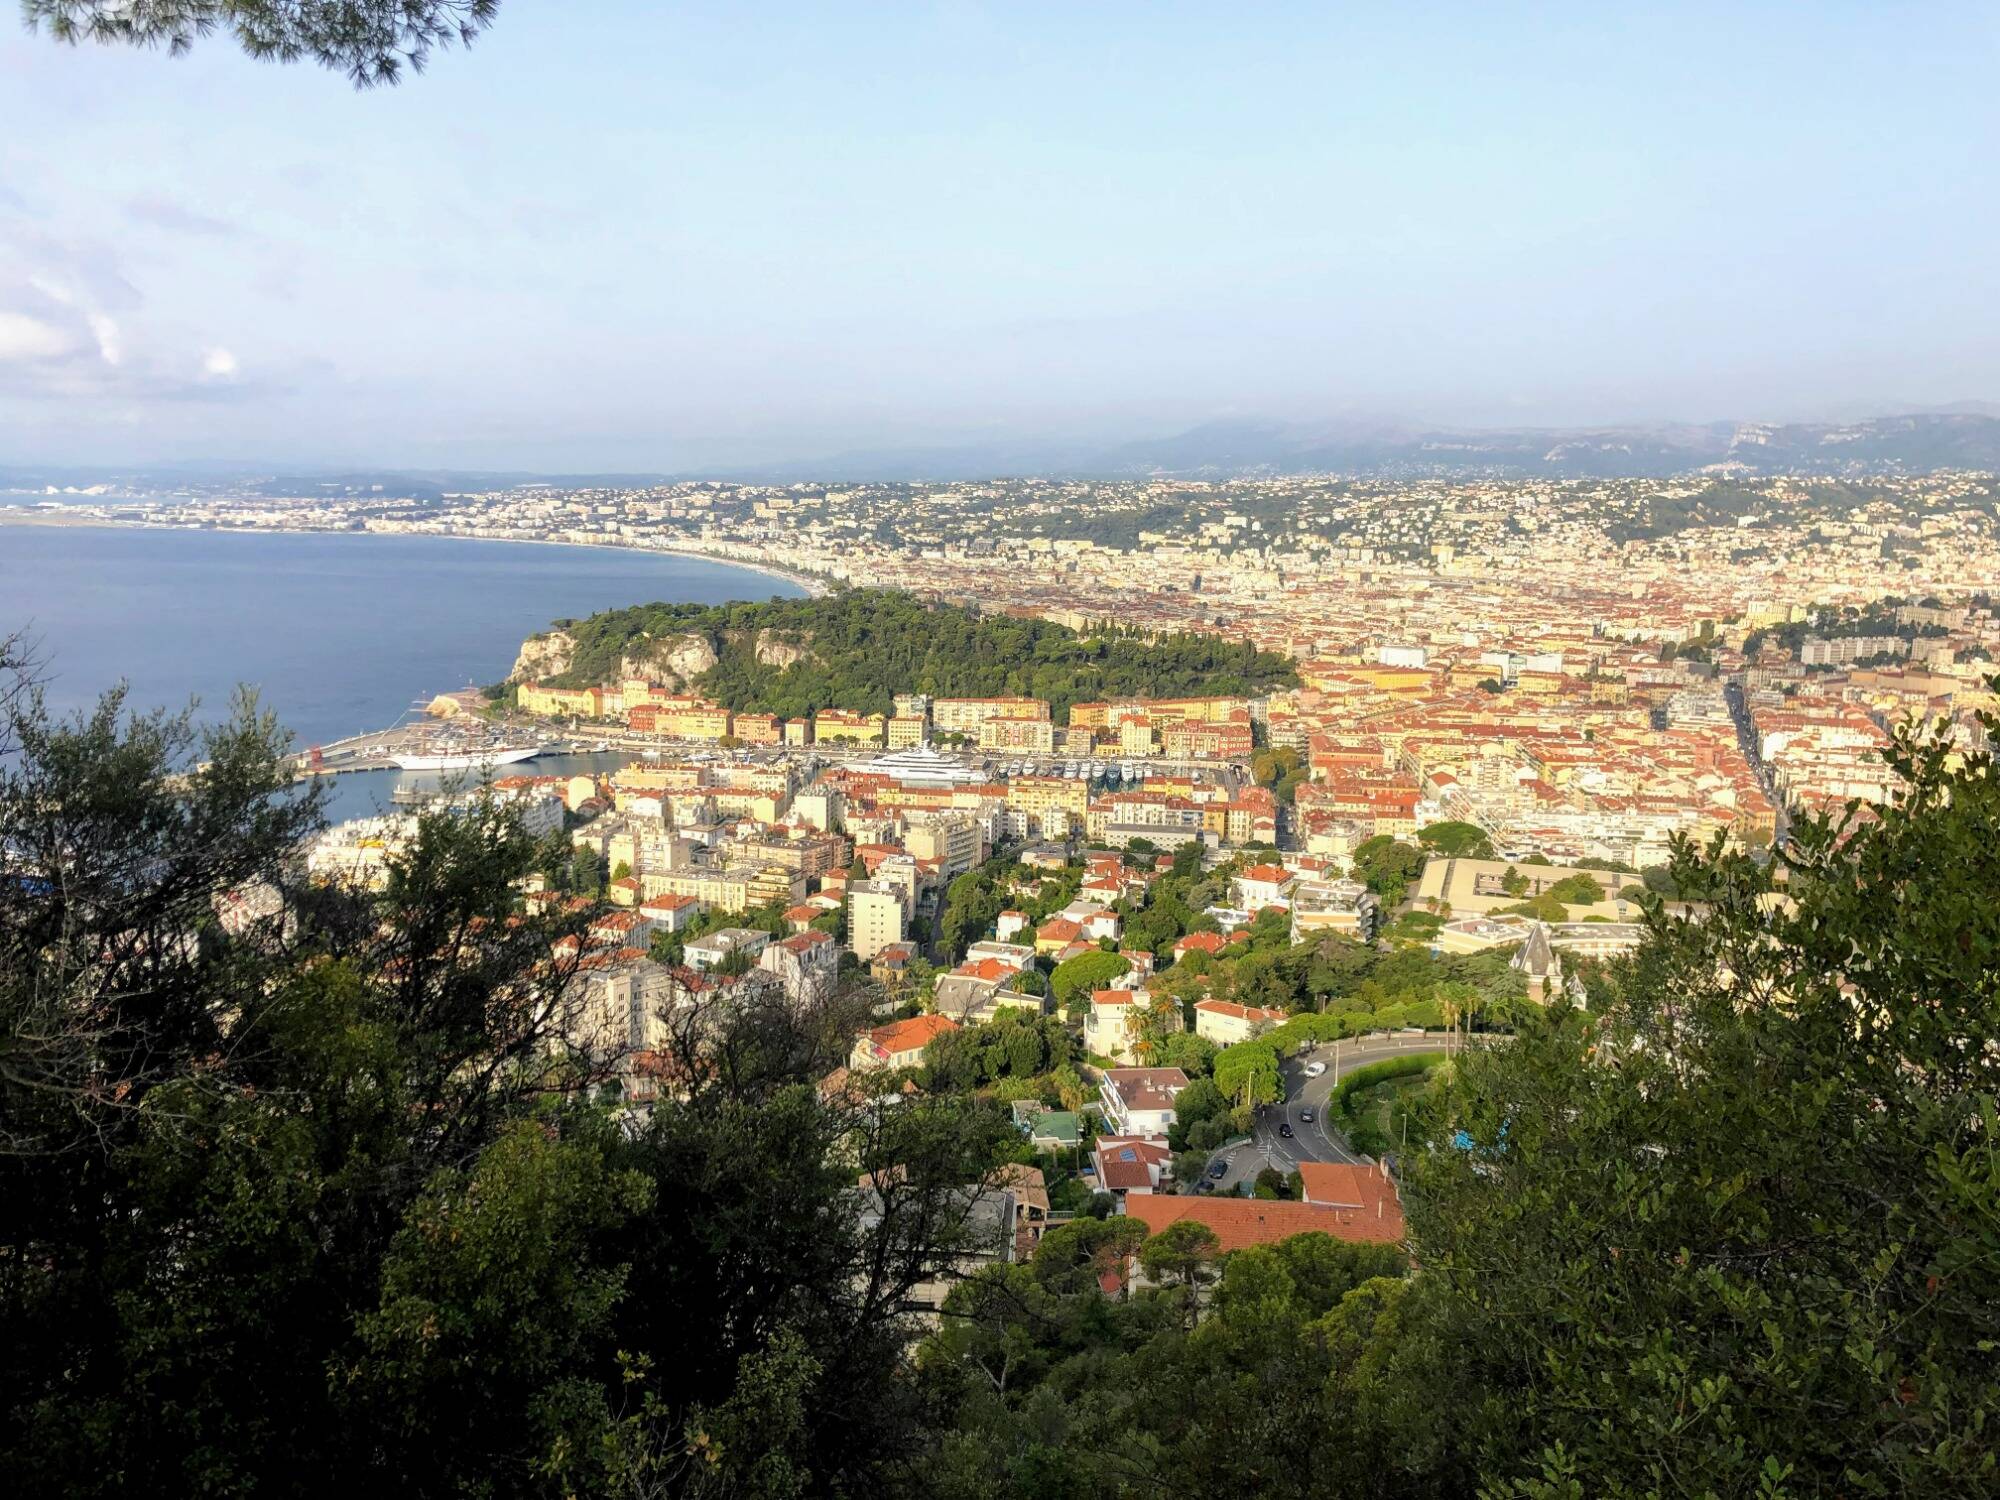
left=5, top=1, right=1999, bottom=469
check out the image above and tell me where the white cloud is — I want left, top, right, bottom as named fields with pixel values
left=202, top=347, right=239, bottom=378
left=0, top=309, right=80, bottom=363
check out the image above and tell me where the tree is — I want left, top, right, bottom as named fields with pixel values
left=1544, top=873, right=1604, bottom=906
left=1139, top=1220, right=1221, bottom=1325
left=1417, top=820, right=1496, bottom=860
left=0, top=655, right=1023, bottom=1497
left=1351, top=836, right=1425, bottom=906
left=1388, top=698, right=2000, bottom=1497
left=1050, top=950, right=1131, bottom=1015
left=1152, top=1031, right=1218, bottom=1077
left=1252, top=1165, right=1288, bottom=1199
left=24, top=0, right=500, bottom=86
left=1211, top=1039, right=1283, bottom=1107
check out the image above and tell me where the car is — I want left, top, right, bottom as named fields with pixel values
left=1299, top=1108, right=1316, bottom=1124
left=1208, top=1159, right=1228, bottom=1179
left=1278, top=1122, right=1295, bottom=1139
left=1303, top=1061, right=1327, bottom=1078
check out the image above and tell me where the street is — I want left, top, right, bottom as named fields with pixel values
left=1205, top=1032, right=1461, bottom=1189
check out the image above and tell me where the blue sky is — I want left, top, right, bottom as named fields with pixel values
left=2, top=2, right=1997, bottom=470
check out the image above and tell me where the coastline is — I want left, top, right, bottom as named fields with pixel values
left=0, top=508, right=832, bottom=601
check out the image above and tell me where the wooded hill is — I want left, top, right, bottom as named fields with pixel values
left=538, top=588, right=1297, bottom=721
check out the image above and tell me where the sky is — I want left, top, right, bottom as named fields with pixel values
left=2, top=1, right=1998, bottom=471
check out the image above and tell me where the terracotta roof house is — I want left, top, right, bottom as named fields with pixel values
left=1296, top=1161, right=1407, bottom=1244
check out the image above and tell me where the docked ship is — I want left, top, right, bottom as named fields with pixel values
left=389, top=744, right=542, bottom=772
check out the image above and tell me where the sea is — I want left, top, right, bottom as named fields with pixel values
left=0, top=522, right=805, bottom=823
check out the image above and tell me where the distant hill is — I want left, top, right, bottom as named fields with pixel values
left=1076, top=412, right=2000, bottom=479
left=11, top=411, right=2000, bottom=489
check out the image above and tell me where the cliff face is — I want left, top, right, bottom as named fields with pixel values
left=511, top=617, right=824, bottom=689
left=627, top=633, right=719, bottom=684
left=752, top=629, right=809, bottom=669
left=510, top=630, right=574, bottom=682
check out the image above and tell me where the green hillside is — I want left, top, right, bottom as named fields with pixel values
left=545, top=588, right=1297, bottom=720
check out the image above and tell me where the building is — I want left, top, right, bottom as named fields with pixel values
left=903, top=814, right=986, bottom=880
left=979, top=715, right=1057, bottom=754
left=1097, top=1067, right=1189, bottom=1136
left=567, top=951, right=684, bottom=1059
left=933, top=696, right=1050, bottom=737
left=1090, top=1134, right=1172, bottom=1207
left=1192, top=998, right=1287, bottom=1047
left=1120, top=1191, right=1400, bottom=1261
left=682, top=927, right=772, bottom=972
left=850, top=1013, right=959, bottom=1071
left=813, top=709, right=886, bottom=746
left=1233, top=863, right=1298, bottom=910
left=1288, top=879, right=1381, bottom=942
left=1297, top=1161, right=1407, bottom=1243
left=848, top=881, right=907, bottom=961
left=758, top=929, right=840, bottom=1005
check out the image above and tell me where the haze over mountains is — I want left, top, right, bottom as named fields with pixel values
left=6, top=411, right=2000, bottom=496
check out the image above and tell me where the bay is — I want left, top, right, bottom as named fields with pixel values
left=0, top=523, right=805, bottom=822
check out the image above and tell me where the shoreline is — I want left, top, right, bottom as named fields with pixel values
left=0, top=508, right=832, bottom=601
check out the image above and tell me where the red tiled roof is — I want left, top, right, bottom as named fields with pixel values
left=1123, top=1194, right=1366, bottom=1252
left=867, top=1013, right=959, bottom=1055
left=1193, top=998, right=1287, bottom=1024
left=1296, top=1162, right=1408, bottom=1243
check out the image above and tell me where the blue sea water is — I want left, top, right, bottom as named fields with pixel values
left=0, top=524, right=803, bottom=821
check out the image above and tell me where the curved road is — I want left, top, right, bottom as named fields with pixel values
left=1205, top=1032, right=1460, bottom=1189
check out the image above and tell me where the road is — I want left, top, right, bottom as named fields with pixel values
left=1205, top=1032, right=1460, bottom=1189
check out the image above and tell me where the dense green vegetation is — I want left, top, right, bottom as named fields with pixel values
left=0, top=653, right=1010, bottom=1498
left=541, top=589, right=1297, bottom=720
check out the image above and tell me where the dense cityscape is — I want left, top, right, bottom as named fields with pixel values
left=10, top=3, right=2000, bottom=1495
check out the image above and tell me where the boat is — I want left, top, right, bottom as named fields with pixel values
left=390, top=745, right=542, bottom=771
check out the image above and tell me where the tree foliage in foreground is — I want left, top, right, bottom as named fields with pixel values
left=23, top=0, right=499, bottom=86
left=0, top=643, right=1013, bottom=1498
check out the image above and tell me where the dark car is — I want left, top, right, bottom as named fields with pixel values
left=1208, top=1159, right=1228, bottom=1179
left=1278, top=1122, right=1295, bottom=1139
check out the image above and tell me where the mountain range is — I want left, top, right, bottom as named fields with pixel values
left=6, top=412, right=2000, bottom=491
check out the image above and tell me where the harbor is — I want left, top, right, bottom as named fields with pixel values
left=290, top=696, right=575, bottom=779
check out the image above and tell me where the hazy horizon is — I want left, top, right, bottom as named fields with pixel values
left=5, top=2, right=1998, bottom=471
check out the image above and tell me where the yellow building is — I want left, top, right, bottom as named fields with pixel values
left=979, top=715, right=1057, bottom=754
left=813, top=710, right=886, bottom=746
left=1118, top=715, right=1157, bottom=755
left=518, top=682, right=604, bottom=717
left=887, top=714, right=928, bottom=748
left=933, top=696, right=1050, bottom=736
left=642, top=869, right=756, bottom=911
left=1005, top=776, right=1089, bottom=835
left=655, top=705, right=733, bottom=740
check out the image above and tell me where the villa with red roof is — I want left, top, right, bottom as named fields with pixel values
left=850, top=1013, right=959, bottom=1072
left=1193, top=997, right=1288, bottom=1047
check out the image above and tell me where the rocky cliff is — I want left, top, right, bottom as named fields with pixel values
left=510, top=630, right=575, bottom=682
